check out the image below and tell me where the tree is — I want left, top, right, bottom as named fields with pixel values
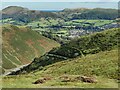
left=37, top=23, right=40, bottom=28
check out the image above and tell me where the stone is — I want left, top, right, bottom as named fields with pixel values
left=33, top=79, right=45, bottom=84
left=80, top=76, right=97, bottom=83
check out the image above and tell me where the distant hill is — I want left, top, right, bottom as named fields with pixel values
left=2, top=24, right=60, bottom=74
left=2, top=6, right=58, bottom=23
left=72, top=8, right=118, bottom=20
left=58, top=8, right=118, bottom=20
left=2, top=6, right=118, bottom=24
left=2, top=6, right=28, bottom=15
left=10, top=28, right=119, bottom=80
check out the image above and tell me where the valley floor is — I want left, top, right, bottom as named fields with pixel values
left=2, top=49, right=119, bottom=88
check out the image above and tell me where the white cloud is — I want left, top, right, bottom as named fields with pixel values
left=1, top=0, right=119, bottom=2
left=98, top=0, right=119, bottom=2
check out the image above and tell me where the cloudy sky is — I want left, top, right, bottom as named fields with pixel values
left=1, top=0, right=119, bottom=10
left=1, top=0, right=119, bottom=2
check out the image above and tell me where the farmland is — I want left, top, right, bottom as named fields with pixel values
left=1, top=7, right=118, bottom=44
left=1, top=6, right=119, bottom=88
left=25, top=18, right=116, bottom=44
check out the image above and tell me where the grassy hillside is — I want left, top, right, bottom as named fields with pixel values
left=10, top=28, right=119, bottom=78
left=3, top=49, right=118, bottom=88
left=59, top=8, right=118, bottom=20
left=2, top=6, right=58, bottom=23
left=3, top=28, right=119, bottom=88
left=2, top=6, right=118, bottom=25
left=43, top=49, right=118, bottom=79
left=2, top=24, right=60, bottom=73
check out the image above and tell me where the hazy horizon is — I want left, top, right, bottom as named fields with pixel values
left=2, top=2, right=118, bottom=10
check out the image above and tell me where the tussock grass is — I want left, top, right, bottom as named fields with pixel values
left=3, top=49, right=118, bottom=88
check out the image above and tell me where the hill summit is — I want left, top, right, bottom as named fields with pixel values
left=2, top=6, right=28, bottom=15
left=2, top=6, right=58, bottom=23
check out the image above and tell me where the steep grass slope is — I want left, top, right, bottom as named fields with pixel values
left=3, top=28, right=119, bottom=88
left=42, top=49, right=118, bottom=79
left=10, top=28, right=119, bottom=79
left=2, top=24, right=60, bottom=73
left=3, top=48, right=118, bottom=88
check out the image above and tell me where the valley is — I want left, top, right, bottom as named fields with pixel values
left=1, top=6, right=119, bottom=44
left=1, top=5, right=119, bottom=88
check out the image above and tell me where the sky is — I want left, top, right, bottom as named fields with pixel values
left=1, top=0, right=120, bottom=2
left=1, top=0, right=119, bottom=10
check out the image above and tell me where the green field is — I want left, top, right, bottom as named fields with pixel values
left=25, top=19, right=115, bottom=43
left=2, top=18, right=114, bottom=28
left=1, top=18, right=25, bottom=25
left=26, top=19, right=114, bottom=28
left=27, top=18, right=64, bottom=28
left=2, top=18, right=115, bottom=44
left=65, top=20, right=114, bottom=27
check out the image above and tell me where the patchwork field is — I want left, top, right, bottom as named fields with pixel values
left=65, top=19, right=114, bottom=27
left=1, top=6, right=119, bottom=88
left=27, top=19, right=114, bottom=28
